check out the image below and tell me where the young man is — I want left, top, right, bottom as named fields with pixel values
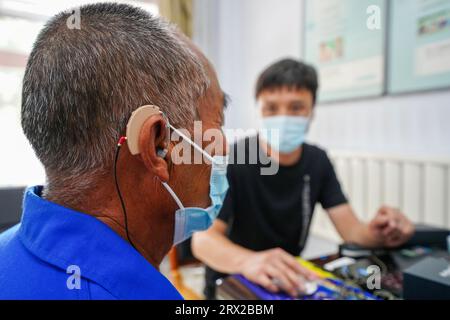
left=192, top=59, right=414, bottom=299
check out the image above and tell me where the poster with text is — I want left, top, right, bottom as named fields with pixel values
left=389, top=0, right=450, bottom=94
left=304, top=0, right=387, bottom=103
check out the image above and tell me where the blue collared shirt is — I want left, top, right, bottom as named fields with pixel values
left=0, top=186, right=183, bottom=300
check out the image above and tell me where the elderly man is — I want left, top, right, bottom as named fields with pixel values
left=0, top=3, right=228, bottom=299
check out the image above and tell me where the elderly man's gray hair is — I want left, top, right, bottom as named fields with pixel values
left=21, top=3, right=209, bottom=183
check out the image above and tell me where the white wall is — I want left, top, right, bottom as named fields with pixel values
left=193, top=0, right=450, bottom=158
left=0, top=105, right=45, bottom=187
left=194, top=0, right=303, bottom=133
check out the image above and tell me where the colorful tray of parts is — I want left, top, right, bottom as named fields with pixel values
left=229, top=258, right=380, bottom=300
left=233, top=275, right=380, bottom=300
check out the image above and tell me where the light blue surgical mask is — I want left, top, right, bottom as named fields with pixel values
left=259, top=115, right=309, bottom=153
left=161, top=126, right=229, bottom=245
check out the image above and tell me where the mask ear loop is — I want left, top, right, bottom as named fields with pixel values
left=160, top=119, right=222, bottom=211
left=156, top=113, right=185, bottom=210
left=161, top=182, right=184, bottom=209
left=168, top=124, right=216, bottom=164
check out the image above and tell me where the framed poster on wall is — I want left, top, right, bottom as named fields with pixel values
left=304, top=0, right=387, bottom=103
left=388, top=0, right=450, bottom=94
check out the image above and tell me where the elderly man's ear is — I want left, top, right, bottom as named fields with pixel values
left=138, top=116, right=170, bottom=182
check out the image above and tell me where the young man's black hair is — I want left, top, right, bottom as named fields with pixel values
left=255, top=58, right=318, bottom=104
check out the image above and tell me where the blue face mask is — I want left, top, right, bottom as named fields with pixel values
left=161, top=127, right=229, bottom=245
left=259, top=115, right=309, bottom=153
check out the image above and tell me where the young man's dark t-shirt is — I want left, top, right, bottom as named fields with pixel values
left=204, top=135, right=347, bottom=299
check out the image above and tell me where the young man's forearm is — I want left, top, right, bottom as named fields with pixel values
left=329, top=204, right=383, bottom=248
left=192, top=230, right=254, bottom=274
left=343, top=222, right=382, bottom=248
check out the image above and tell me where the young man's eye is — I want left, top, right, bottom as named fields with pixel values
left=290, top=104, right=303, bottom=111
left=264, top=104, right=277, bottom=113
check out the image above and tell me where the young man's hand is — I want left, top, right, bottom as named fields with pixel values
left=241, top=247, right=318, bottom=297
left=368, top=206, right=415, bottom=247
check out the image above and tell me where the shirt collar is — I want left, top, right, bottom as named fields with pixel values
left=18, top=186, right=181, bottom=299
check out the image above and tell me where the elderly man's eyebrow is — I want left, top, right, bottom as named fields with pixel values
left=223, top=92, right=231, bottom=109
left=220, top=92, right=230, bottom=126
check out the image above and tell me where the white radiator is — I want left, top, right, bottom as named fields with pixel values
left=310, top=150, right=450, bottom=242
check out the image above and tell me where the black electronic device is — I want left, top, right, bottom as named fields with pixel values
left=403, top=224, right=450, bottom=250
left=390, top=246, right=449, bottom=271
left=403, top=256, right=450, bottom=300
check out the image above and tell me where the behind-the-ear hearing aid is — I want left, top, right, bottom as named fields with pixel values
left=114, top=105, right=170, bottom=250
left=125, top=105, right=170, bottom=158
